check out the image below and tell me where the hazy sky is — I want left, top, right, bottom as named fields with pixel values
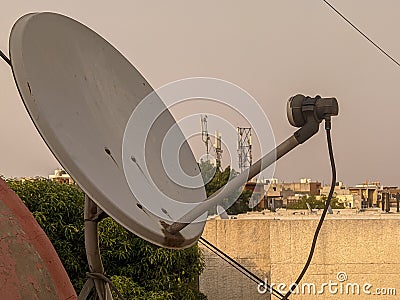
left=1, top=1, right=400, bottom=186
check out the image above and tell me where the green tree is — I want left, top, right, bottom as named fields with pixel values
left=320, top=195, right=345, bottom=209
left=6, top=178, right=206, bottom=300
left=199, top=160, right=252, bottom=215
left=286, top=195, right=345, bottom=210
left=225, top=189, right=252, bottom=215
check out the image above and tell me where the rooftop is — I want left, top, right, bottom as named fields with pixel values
left=208, top=208, right=400, bottom=221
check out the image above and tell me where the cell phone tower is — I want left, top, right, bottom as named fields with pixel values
left=214, top=130, right=223, bottom=169
left=200, top=115, right=210, bottom=158
left=237, top=127, right=252, bottom=172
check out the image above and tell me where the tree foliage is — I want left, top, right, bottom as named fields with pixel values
left=199, top=160, right=252, bottom=215
left=7, top=178, right=87, bottom=288
left=6, top=178, right=206, bottom=300
left=286, top=195, right=345, bottom=210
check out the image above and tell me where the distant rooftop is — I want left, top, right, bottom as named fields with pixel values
left=208, top=208, right=400, bottom=221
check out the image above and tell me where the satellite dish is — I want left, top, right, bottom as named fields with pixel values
left=9, top=12, right=206, bottom=249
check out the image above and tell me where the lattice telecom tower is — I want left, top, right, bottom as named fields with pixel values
left=214, top=130, right=223, bottom=168
left=237, top=127, right=252, bottom=172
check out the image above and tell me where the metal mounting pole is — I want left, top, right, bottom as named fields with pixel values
left=164, top=135, right=300, bottom=234
left=78, top=195, right=113, bottom=300
left=165, top=112, right=322, bottom=235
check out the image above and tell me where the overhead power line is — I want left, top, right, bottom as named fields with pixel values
left=0, top=50, right=11, bottom=67
left=322, top=0, right=400, bottom=69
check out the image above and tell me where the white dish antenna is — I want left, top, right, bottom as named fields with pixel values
left=8, top=12, right=339, bottom=251
left=3, top=11, right=339, bottom=300
left=9, top=12, right=206, bottom=249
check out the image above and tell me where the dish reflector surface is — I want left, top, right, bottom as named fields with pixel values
left=9, top=12, right=206, bottom=248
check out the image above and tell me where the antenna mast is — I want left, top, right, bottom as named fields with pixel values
left=200, top=115, right=210, bottom=159
left=237, top=127, right=252, bottom=172
left=214, top=130, right=223, bottom=169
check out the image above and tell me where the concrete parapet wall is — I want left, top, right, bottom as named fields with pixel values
left=200, top=217, right=400, bottom=300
